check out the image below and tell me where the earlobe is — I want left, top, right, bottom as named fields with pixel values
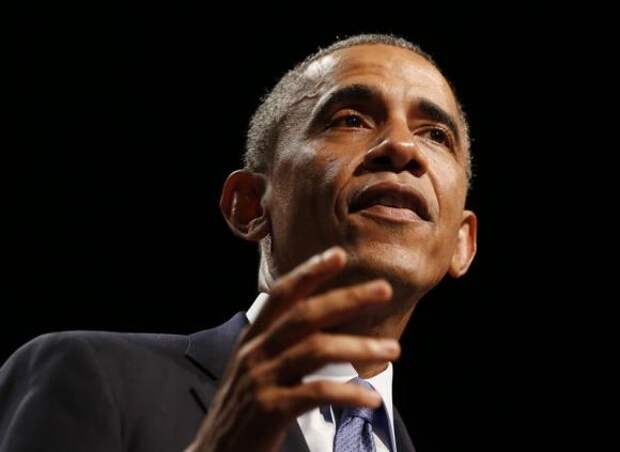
left=220, top=169, right=270, bottom=242
left=448, top=210, right=478, bottom=278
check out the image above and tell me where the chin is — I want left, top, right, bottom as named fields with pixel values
left=344, top=241, right=446, bottom=297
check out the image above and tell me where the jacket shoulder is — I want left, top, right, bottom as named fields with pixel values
left=6, top=330, right=188, bottom=364
left=0, top=331, right=128, bottom=450
left=0, top=330, right=194, bottom=406
left=0, top=330, right=202, bottom=451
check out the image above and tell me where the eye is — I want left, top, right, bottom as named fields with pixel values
left=421, top=127, right=452, bottom=147
left=329, top=113, right=366, bottom=129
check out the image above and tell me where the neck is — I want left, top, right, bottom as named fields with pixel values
left=356, top=362, right=389, bottom=379
left=308, top=281, right=421, bottom=379
left=330, top=289, right=418, bottom=378
left=351, top=311, right=414, bottom=379
left=258, top=259, right=426, bottom=379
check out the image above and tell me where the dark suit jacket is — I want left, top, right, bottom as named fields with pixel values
left=0, top=312, right=416, bottom=452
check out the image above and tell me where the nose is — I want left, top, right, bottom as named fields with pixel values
left=362, top=120, right=428, bottom=177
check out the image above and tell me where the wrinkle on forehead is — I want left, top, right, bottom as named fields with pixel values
left=297, top=45, right=459, bottom=119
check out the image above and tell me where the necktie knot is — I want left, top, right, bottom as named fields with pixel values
left=333, top=377, right=384, bottom=452
left=342, top=405, right=375, bottom=423
left=340, top=377, right=377, bottom=424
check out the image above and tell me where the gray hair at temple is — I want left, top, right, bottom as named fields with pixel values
left=244, top=33, right=473, bottom=189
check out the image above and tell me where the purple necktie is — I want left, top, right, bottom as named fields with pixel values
left=333, top=378, right=386, bottom=452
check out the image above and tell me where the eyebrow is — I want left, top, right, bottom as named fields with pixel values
left=307, top=83, right=462, bottom=144
left=309, top=84, right=379, bottom=126
left=417, top=98, right=461, bottom=145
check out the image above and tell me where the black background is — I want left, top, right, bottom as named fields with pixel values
left=10, top=5, right=601, bottom=451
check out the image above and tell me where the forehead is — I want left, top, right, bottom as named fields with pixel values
left=303, top=44, right=459, bottom=117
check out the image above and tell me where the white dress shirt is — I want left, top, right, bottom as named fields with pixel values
left=247, top=293, right=397, bottom=452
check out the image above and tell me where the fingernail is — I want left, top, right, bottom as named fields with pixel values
left=369, top=392, right=382, bottom=405
left=379, top=339, right=400, bottom=354
left=367, top=280, right=390, bottom=297
left=322, top=247, right=344, bottom=263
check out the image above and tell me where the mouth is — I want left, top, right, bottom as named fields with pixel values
left=349, top=181, right=432, bottom=223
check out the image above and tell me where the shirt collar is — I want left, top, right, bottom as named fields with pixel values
left=246, top=292, right=396, bottom=448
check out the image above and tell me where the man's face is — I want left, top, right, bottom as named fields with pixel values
left=265, top=44, right=472, bottom=299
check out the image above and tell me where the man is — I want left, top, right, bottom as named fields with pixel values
left=0, top=34, right=476, bottom=452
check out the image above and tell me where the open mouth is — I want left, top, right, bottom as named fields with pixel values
left=349, top=181, right=432, bottom=223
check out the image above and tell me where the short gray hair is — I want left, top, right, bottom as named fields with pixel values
left=244, top=33, right=472, bottom=185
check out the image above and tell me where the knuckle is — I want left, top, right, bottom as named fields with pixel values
left=289, top=300, right=314, bottom=327
left=351, top=284, right=369, bottom=301
left=336, top=286, right=361, bottom=305
left=255, top=388, right=278, bottom=414
left=235, top=342, right=261, bottom=372
left=306, top=334, right=327, bottom=358
left=311, top=332, right=326, bottom=347
left=300, top=298, right=319, bottom=320
left=296, top=266, right=316, bottom=286
left=362, top=338, right=379, bottom=354
left=241, top=361, right=276, bottom=397
left=246, top=365, right=266, bottom=389
left=254, top=388, right=288, bottom=424
left=312, top=380, right=332, bottom=396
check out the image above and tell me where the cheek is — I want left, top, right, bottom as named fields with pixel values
left=428, top=152, right=467, bottom=220
left=271, top=145, right=347, bottom=231
left=268, top=146, right=351, bottom=269
left=282, top=143, right=349, bottom=199
left=425, top=153, right=468, bottom=259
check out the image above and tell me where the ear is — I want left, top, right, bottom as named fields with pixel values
left=448, top=210, right=478, bottom=278
left=219, top=169, right=270, bottom=242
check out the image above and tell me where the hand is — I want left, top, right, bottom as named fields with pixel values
left=185, top=247, right=400, bottom=452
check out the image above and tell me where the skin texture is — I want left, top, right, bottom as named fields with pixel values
left=188, top=44, right=478, bottom=452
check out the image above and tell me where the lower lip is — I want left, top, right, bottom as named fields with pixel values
left=355, top=205, right=424, bottom=223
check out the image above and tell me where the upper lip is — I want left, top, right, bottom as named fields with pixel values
left=349, top=181, right=432, bottom=221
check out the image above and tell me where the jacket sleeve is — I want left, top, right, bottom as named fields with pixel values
left=0, top=332, right=123, bottom=452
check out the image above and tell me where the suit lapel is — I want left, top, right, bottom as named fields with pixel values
left=185, top=312, right=248, bottom=381
left=393, top=406, right=416, bottom=452
left=279, top=424, right=311, bottom=452
left=184, top=312, right=311, bottom=452
left=184, top=312, right=247, bottom=415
